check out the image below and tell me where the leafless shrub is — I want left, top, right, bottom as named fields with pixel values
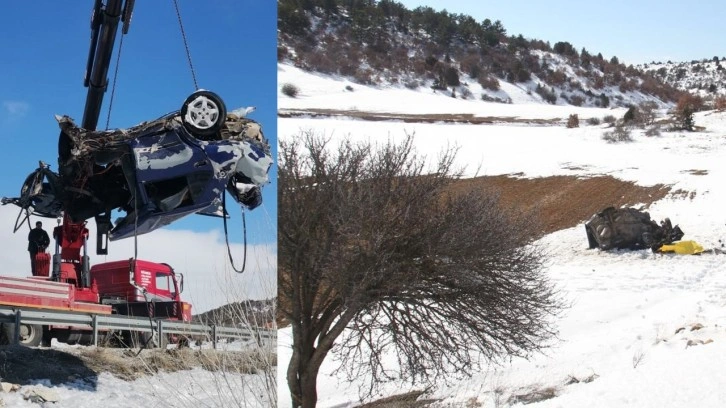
left=507, top=386, right=559, bottom=405
left=638, top=101, right=659, bottom=126
left=478, top=75, right=500, bottom=91
left=645, top=125, right=661, bottom=137
left=586, top=117, right=601, bottom=126
left=602, top=124, right=632, bottom=142
left=570, top=95, right=585, bottom=106
left=277, top=46, right=289, bottom=61
left=459, top=86, right=473, bottom=99
left=305, top=51, right=337, bottom=74
left=603, top=114, right=617, bottom=124
left=354, top=69, right=375, bottom=85
left=481, top=94, right=511, bottom=104
left=566, top=114, right=579, bottom=128
left=281, top=83, right=299, bottom=98
left=715, top=96, right=726, bottom=111
left=279, top=132, right=562, bottom=407
left=404, top=80, right=421, bottom=90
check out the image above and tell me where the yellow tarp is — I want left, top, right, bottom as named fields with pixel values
left=657, top=240, right=705, bottom=255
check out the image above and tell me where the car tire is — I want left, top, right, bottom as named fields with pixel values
left=181, top=90, right=227, bottom=139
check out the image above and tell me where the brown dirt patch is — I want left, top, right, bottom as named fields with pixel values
left=449, top=175, right=671, bottom=237
left=278, top=108, right=561, bottom=125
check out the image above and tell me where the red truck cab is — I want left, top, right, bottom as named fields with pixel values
left=90, top=259, right=192, bottom=321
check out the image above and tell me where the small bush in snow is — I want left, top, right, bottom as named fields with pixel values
left=478, top=75, right=500, bottom=91
left=353, top=69, right=374, bottom=85
left=602, top=124, right=632, bottom=142
left=638, top=101, right=659, bottom=126
left=459, top=86, right=473, bottom=99
left=603, top=114, right=617, bottom=124
left=567, top=114, right=580, bottom=128
left=587, top=117, right=601, bottom=126
left=404, top=80, right=420, bottom=90
left=645, top=125, right=661, bottom=137
left=715, top=96, right=726, bottom=111
left=281, top=83, right=299, bottom=98
left=535, top=85, right=557, bottom=104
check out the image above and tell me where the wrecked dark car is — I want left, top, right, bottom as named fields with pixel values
left=585, top=206, right=684, bottom=251
left=3, top=90, right=272, bottom=242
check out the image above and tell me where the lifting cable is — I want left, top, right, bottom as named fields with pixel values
left=131, top=188, right=155, bottom=353
left=222, top=193, right=248, bottom=274
left=104, top=31, right=125, bottom=130
left=172, top=0, right=199, bottom=90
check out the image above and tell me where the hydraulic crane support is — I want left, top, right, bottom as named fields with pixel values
left=82, top=0, right=129, bottom=131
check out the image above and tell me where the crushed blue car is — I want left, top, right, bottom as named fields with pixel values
left=3, top=90, right=272, bottom=242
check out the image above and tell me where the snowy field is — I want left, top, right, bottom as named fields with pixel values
left=1, top=368, right=272, bottom=408
left=278, top=63, right=726, bottom=407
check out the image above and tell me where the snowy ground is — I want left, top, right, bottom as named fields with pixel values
left=278, top=63, right=726, bottom=407
left=1, top=368, right=272, bottom=408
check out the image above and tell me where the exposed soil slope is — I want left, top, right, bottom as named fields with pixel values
left=450, top=174, right=671, bottom=237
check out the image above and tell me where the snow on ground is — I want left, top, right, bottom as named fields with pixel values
left=1, top=368, right=272, bottom=408
left=278, top=63, right=726, bottom=407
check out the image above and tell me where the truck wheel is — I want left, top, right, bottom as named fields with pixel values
left=181, top=90, right=227, bottom=139
left=1, top=323, right=43, bottom=347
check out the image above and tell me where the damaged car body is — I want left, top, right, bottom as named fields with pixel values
left=585, top=206, right=684, bottom=251
left=3, top=90, right=272, bottom=243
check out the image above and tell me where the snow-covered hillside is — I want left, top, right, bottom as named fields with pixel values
left=641, top=58, right=726, bottom=98
left=278, top=62, right=726, bottom=408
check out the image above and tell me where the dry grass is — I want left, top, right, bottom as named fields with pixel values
left=0, top=345, right=275, bottom=385
left=76, top=347, right=273, bottom=381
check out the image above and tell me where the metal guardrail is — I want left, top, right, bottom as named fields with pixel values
left=0, top=305, right=276, bottom=349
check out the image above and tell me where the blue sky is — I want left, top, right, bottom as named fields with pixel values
left=397, top=0, right=725, bottom=65
left=0, top=1, right=277, bottom=246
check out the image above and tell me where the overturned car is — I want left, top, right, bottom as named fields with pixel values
left=3, top=90, right=272, bottom=243
left=585, top=206, right=684, bottom=251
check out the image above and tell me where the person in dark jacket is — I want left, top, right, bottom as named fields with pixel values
left=28, top=221, right=50, bottom=275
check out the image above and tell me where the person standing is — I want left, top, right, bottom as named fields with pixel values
left=27, top=221, right=50, bottom=275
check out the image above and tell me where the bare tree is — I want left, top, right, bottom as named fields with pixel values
left=279, top=132, right=562, bottom=408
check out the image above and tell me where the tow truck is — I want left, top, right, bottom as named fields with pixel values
left=0, top=0, right=272, bottom=347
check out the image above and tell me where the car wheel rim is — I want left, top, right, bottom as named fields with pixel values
left=185, top=95, right=220, bottom=130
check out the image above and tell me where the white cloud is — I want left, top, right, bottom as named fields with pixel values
left=0, top=206, right=276, bottom=314
left=2, top=100, right=30, bottom=118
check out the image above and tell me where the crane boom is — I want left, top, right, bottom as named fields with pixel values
left=82, top=0, right=126, bottom=131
